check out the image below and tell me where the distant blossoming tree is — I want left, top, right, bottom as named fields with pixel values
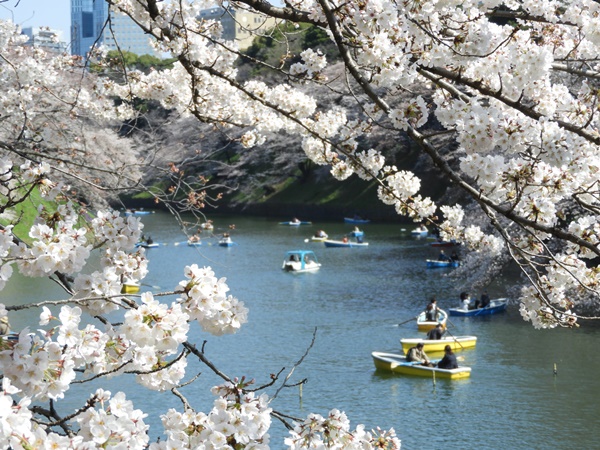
left=3, top=0, right=600, bottom=446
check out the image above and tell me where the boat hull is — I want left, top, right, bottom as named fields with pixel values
left=416, top=309, right=447, bottom=331
left=121, top=283, right=140, bottom=294
left=280, top=221, right=312, bottom=226
left=323, top=240, right=369, bottom=248
left=449, top=299, right=508, bottom=317
left=372, top=352, right=471, bottom=379
left=426, top=259, right=459, bottom=268
left=400, top=336, right=477, bottom=354
left=135, top=242, right=160, bottom=249
left=344, top=217, right=370, bottom=224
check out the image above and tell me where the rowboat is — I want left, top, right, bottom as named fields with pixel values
left=372, top=351, right=471, bottom=380
left=187, top=240, right=202, bottom=247
left=400, top=336, right=477, bottom=354
left=411, top=226, right=428, bottom=237
left=218, top=237, right=236, bottom=247
left=430, top=240, right=459, bottom=248
left=426, top=259, right=459, bottom=268
left=282, top=250, right=321, bottom=272
left=125, top=209, right=153, bottom=216
left=121, top=280, right=140, bottom=294
left=280, top=220, right=312, bottom=226
left=449, top=298, right=508, bottom=316
left=344, top=217, right=370, bottom=224
left=416, top=309, right=447, bottom=331
left=135, top=242, right=160, bottom=249
left=323, top=239, right=369, bottom=248
left=311, top=231, right=329, bottom=241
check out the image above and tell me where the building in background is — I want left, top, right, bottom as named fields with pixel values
left=199, top=7, right=278, bottom=51
left=71, top=0, right=159, bottom=59
left=22, top=27, right=68, bottom=53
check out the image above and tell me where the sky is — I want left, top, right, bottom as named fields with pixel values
left=0, top=0, right=71, bottom=37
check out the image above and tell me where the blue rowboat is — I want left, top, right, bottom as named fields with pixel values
left=218, top=237, right=236, bottom=247
left=125, top=210, right=153, bottom=216
left=323, top=239, right=369, bottom=248
left=448, top=298, right=508, bottom=317
left=344, top=217, right=370, bottom=224
left=280, top=220, right=312, bottom=226
left=426, top=259, right=459, bottom=268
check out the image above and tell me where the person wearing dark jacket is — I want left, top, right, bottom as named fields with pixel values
left=427, top=323, right=445, bottom=340
left=436, top=345, right=458, bottom=369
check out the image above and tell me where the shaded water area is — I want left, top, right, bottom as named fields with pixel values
left=4, top=212, right=600, bottom=449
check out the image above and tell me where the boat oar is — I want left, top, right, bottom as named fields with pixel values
left=394, top=315, right=420, bottom=327
left=444, top=327, right=465, bottom=351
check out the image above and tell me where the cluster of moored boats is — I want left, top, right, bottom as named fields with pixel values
left=372, top=299, right=509, bottom=380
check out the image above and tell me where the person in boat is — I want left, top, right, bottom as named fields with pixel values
left=292, top=217, right=300, bottom=224
left=425, top=297, right=439, bottom=322
left=315, top=230, right=327, bottom=238
left=477, top=290, right=491, bottom=309
left=459, top=292, right=471, bottom=310
left=450, top=251, right=460, bottom=262
left=189, top=234, right=201, bottom=243
left=406, top=343, right=433, bottom=366
left=304, top=254, right=312, bottom=263
left=436, top=345, right=459, bottom=369
left=354, top=226, right=360, bottom=232
left=146, top=236, right=154, bottom=245
left=438, top=250, right=449, bottom=261
left=427, top=323, right=445, bottom=340
left=343, top=236, right=349, bottom=243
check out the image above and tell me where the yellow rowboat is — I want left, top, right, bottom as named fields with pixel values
left=372, top=351, right=471, bottom=380
left=400, top=336, right=477, bottom=354
left=416, top=309, right=447, bottom=331
left=121, top=281, right=140, bottom=294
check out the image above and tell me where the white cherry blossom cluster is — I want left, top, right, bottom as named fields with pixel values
left=0, top=327, right=76, bottom=400
left=290, top=48, right=328, bottom=80
left=11, top=203, right=91, bottom=278
left=176, top=264, right=248, bottom=336
left=389, top=97, right=429, bottom=131
left=74, top=389, right=149, bottom=448
left=150, top=382, right=272, bottom=449
left=120, top=292, right=190, bottom=390
left=285, top=409, right=401, bottom=449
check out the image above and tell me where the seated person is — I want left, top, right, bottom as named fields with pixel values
left=406, top=343, right=433, bottom=366
left=436, top=345, right=458, bottom=369
left=438, top=250, right=449, bottom=261
left=427, top=323, right=445, bottom=340
left=459, top=292, right=471, bottom=310
left=479, top=291, right=491, bottom=308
